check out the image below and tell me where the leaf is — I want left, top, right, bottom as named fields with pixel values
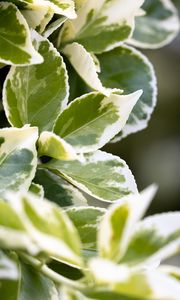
left=0, top=192, right=83, bottom=268
left=19, top=262, right=59, bottom=300
left=97, top=45, right=157, bottom=140
left=63, top=42, right=119, bottom=96
left=129, top=0, right=180, bottom=49
left=38, top=131, right=77, bottom=160
left=29, top=182, right=44, bottom=198
left=66, top=206, right=106, bottom=250
left=44, top=0, right=76, bottom=19
left=44, top=150, right=138, bottom=202
left=22, top=7, right=54, bottom=33
left=121, top=212, right=180, bottom=266
left=89, top=258, right=180, bottom=300
left=98, top=186, right=157, bottom=262
left=0, top=258, right=59, bottom=300
left=159, top=265, right=180, bottom=281
left=43, top=16, right=67, bottom=38
left=3, top=32, right=69, bottom=132
left=54, top=90, right=142, bottom=153
left=0, top=2, right=43, bottom=65
left=0, top=126, right=38, bottom=195
left=34, top=168, right=87, bottom=207
left=0, top=251, right=19, bottom=280
left=60, top=0, right=144, bottom=53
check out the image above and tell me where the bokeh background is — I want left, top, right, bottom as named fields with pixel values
left=105, top=0, right=180, bottom=215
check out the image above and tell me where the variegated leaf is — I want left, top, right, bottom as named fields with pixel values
left=0, top=257, right=59, bottom=300
left=0, top=192, right=83, bottom=268
left=121, top=212, right=180, bottom=266
left=0, top=2, right=43, bottom=65
left=43, top=16, right=67, bottom=38
left=159, top=265, right=180, bottom=281
left=42, top=0, right=76, bottom=19
left=89, top=258, right=180, bottom=300
left=34, top=168, right=87, bottom=207
left=66, top=206, right=106, bottom=250
left=0, top=251, right=19, bottom=280
left=97, top=45, right=157, bottom=141
left=0, top=126, right=38, bottom=195
left=54, top=91, right=142, bottom=153
left=98, top=186, right=157, bottom=262
left=61, top=0, right=144, bottom=53
left=129, top=0, right=180, bottom=49
left=44, top=150, right=138, bottom=202
left=3, top=33, right=69, bottom=132
left=22, top=7, right=54, bottom=33
left=63, top=42, right=119, bottom=96
left=38, top=131, right=77, bottom=160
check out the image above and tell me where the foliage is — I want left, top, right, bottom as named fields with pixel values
left=0, top=0, right=179, bottom=299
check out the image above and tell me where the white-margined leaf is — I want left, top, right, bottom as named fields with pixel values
left=60, top=0, right=144, bottom=53
left=43, top=0, right=76, bottom=19
left=121, top=212, right=180, bottom=266
left=89, top=258, right=180, bottom=300
left=129, top=0, right=180, bottom=49
left=43, top=16, right=67, bottom=38
left=63, top=42, right=120, bottom=96
left=22, top=7, right=54, bottom=33
left=44, top=150, right=138, bottom=202
left=3, top=33, right=69, bottom=132
left=54, top=90, right=142, bottom=153
left=66, top=206, right=106, bottom=250
left=34, top=168, right=87, bottom=207
left=159, top=265, right=180, bottom=281
left=0, top=251, right=19, bottom=280
left=0, top=2, right=43, bottom=65
left=38, top=131, right=77, bottom=160
left=98, top=186, right=157, bottom=262
left=0, top=192, right=83, bottom=268
left=0, top=126, right=38, bottom=195
left=97, top=45, right=157, bottom=141
left=0, top=257, right=59, bottom=300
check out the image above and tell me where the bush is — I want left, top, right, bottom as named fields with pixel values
left=0, top=0, right=180, bottom=299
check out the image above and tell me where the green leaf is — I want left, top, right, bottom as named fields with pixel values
left=3, top=32, right=69, bottom=132
left=130, top=0, right=180, bottom=49
left=63, top=42, right=119, bottom=95
left=0, top=126, right=38, bottom=195
left=34, top=168, right=87, bottom=207
left=0, top=192, right=83, bottom=268
left=98, top=186, right=157, bottom=262
left=97, top=45, right=157, bottom=140
left=66, top=206, right=106, bottom=250
left=0, top=2, right=43, bottom=65
left=38, top=131, right=77, bottom=160
left=54, top=91, right=142, bottom=153
left=44, top=150, right=138, bottom=202
left=61, top=0, right=144, bottom=53
left=89, top=258, right=180, bottom=300
left=121, top=212, right=180, bottom=266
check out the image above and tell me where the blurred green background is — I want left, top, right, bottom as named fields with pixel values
left=105, top=0, right=180, bottom=214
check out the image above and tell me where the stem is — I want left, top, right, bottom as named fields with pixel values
left=19, top=253, right=88, bottom=291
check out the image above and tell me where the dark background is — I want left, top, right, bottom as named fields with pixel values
left=105, top=0, right=180, bottom=215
